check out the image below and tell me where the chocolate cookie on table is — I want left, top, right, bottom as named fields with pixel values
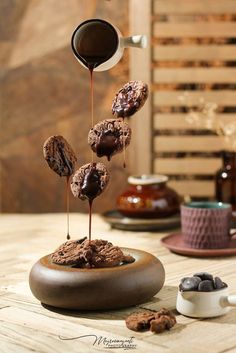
left=112, top=80, right=148, bottom=118
left=125, top=308, right=176, bottom=333
left=88, top=118, right=131, bottom=160
left=71, top=162, right=109, bottom=201
left=43, top=135, right=77, bottom=177
left=125, top=311, right=155, bottom=332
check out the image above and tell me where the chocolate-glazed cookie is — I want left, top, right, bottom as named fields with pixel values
left=112, top=80, right=148, bottom=118
left=71, top=162, right=109, bottom=201
left=43, top=135, right=77, bottom=177
left=88, top=118, right=131, bottom=161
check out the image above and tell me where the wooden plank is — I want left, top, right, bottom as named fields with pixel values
left=154, top=0, right=236, bottom=14
left=153, top=45, right=236, bottom=61
left=154, top=157, right=221, bottom=175
left=154, top=68, right=236, bottom=84
left=129, top=0, right=152, bottom=175
left=154, top=91, right=236, bottom=106
left=154, top=136, right=224, bottom=152
left=154, top=113, right=236, bottom=130
left=1, top=214, right=236, bottom=353
left=154, top=22, right=236, bottom=38
left=168, top=180, right=214, bottom=197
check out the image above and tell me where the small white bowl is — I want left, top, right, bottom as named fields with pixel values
left=176, top=287, right=236, bottom=318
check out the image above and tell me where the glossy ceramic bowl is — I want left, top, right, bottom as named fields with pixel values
left=29, top=247, right=165, bottom=310
left=117, top=175, right=180, bottom=219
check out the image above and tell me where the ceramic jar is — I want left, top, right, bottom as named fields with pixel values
left=117, top=175, right=180, bottom=219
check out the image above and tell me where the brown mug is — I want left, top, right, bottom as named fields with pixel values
left=181, top=202, right=234, bottom=249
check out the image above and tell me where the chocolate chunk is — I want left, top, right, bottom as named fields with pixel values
left=125, top=308, right=176, bottom=333
left=125, top=311, right=156, bottom=332
left=150, top=314, right=176, bottom=333
left=180, top=277, right=188, bottom=283
left=198, top=280, right=214, bottom=292
left=88, top=118, right=131, bottom=161
left=51, top=238, right=135, bottom=268
left=193, top=272, right=213, bottom=281
left=214, top=277, right=227, bottom=290
left=181, top=276, right=201, bottom=291
left=71, top=162, right=109, bottom=201
left=43, top=135, right=77, bottom=177
left=112, top=81, right=148, bottom=118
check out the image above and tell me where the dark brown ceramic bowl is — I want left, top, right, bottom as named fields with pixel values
left=29, top=247, right=165, bottom=310
left=117, top=175, right=181, bottom=219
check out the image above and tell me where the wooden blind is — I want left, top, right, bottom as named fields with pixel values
left=152, top=0, right=236, bottom=199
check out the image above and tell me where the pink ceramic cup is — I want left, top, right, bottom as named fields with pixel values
left=181, top=202, right=233, bottom=249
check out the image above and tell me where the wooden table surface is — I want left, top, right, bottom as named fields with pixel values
left=1, top=213, right=236, bottom=353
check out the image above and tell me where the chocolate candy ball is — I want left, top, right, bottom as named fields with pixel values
left=198, top=280, right=214, bottom=292
left=193, top=272, right=213, bottom=282
left=181, top=276, right=202, bottom=291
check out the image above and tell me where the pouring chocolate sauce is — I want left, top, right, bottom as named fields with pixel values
left=81, top=163, right=102, bottom=242
left=71, top=19, right=146, bottom=242
left=81, top=163, right=101, bottom=200
left=71, top=18, right=146, bottom=72
left=71, top=19, right=119, bottom=71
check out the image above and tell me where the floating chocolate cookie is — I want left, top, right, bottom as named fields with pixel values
left=43, top=135, right=77, bottom=177
left=51, top=238, right=135, bottom=268
left=71, top=162, right=109, bottom=201
left=112, top=80, right=148, bottom=118
left=88, top=118, right=131, bottom=161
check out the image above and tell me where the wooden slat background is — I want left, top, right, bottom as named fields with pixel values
left=153, top=0, right=236, bottom=199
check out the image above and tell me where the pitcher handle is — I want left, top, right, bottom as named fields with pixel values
left=221, top=295, right=236, bottom=307
left=121, top=35, right=147, bottom=49
left=230, top=229, right=236, bottom=238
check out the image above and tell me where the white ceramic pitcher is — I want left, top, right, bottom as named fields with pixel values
left=176, top=287, right=236, bottom=318
left=71, top=18, right=147, bottom=71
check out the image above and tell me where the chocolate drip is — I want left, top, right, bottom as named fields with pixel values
left=81, top=163, right=101, bottom=200
left=66, top=176, right=70, bottom=240
left=88, top=199, right=93, bottom=242
left=96, top=131, right=119, bottom=161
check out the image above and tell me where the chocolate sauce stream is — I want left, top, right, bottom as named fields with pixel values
left=66, top=176, right=70, bottom=240
left=88, top=199, right=93, bottom=242
left=81, top=163, right=101, bottom=242
left=122, top=117, right=126, bottom=168
left=89, top=68, right=94, bottom=241
left=89, top=68, right=94, bottom=163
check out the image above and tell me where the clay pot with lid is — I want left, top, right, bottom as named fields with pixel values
left=117, top=175, right=181, bottom=219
